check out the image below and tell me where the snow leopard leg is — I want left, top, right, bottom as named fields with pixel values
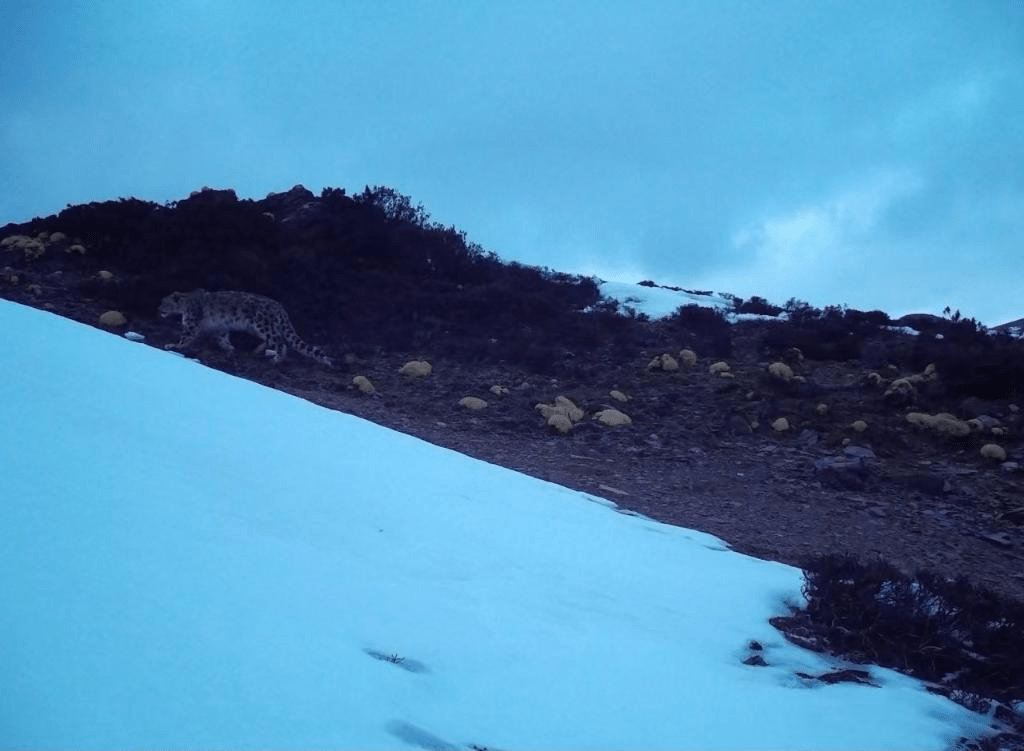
left=212, top=328, right=235, bottom=354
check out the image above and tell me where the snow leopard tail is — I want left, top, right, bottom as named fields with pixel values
left=281, top=327, right=334, bottom=367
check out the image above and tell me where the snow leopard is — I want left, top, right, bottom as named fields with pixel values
left=158, top=289, right=333, bottom=366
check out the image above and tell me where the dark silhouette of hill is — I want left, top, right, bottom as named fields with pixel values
left=6, top=183, right=1023, bottom=397
left=3, top=185, right=617, bottom=371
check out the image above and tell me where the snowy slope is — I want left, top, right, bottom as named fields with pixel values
left=0, top=300, right=985, bottom=750
left=598, top=280, right=734, bottom=319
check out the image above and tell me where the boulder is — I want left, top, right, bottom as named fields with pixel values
left=459, top=396, right=487, bottom=410
left=678, top=349, right=698, bottom=367
left=647, top=353, right=679, bottom=371
left=884, top=378, right=916, bottom=406
left=547, top=413, right=573, bottom=434
left=352, top=375, right=375, bottom=394
left=980, top=444, right=1007, bottom=462
left=906, top=412, right=971, bottom=438
left=98, top=310, right=127, bottom=329
left=399, top=360, right=432, bottom=378
left=814, top=454, right=873, bottom=489
left=595, top=409, right=632, bottom=427
left=535, top=396, right=584, bottom=424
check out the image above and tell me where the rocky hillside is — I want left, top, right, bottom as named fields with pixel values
left=4, top=185, right=1024, bottom=740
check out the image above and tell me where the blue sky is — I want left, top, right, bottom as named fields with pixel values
left=2, top=2, right=1022, bottom=323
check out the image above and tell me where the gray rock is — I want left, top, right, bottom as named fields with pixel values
left=797, top=429, right=819, bottom=447
left=814, top=455, right=873, bottom=489
left=843, top=445, right=877, bottom=461
left=959, top=396, right=997, bottom=418
left=900, top=471, right=953, bottom=495
left=980, top=532, right=1014, bottom=548
left=728, top=414, right=753, bottom=435
left=997, top=506, right=1024, bottom=524
left=815, top=669, right=879, bottom=687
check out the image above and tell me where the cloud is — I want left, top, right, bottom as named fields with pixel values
left=747, top=168, right=926, bottom=253
left=693, top=169, right=927, bottom=308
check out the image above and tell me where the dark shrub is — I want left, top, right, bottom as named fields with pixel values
left=842, top=308, right=891, bottom=334
left=783, top=298, right=822, bottom=325
left=760, top=316, right=864, bottom=361
left=790, top=553, right=1024, bottom=704
left=2, top=184, right=654, bottom=373
left=665, top=303, right=728, bottom=329
left=738, top=295, right=782, bottom=316
left=913, top=333, right=1024, bottom=401
left=663, top=304, right=733, bottom=357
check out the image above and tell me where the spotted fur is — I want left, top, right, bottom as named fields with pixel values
left=158, top=289, right=332, bottom=366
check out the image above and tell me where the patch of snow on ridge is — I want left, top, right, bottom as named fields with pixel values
left=597, top=280, right=735, bottom=319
